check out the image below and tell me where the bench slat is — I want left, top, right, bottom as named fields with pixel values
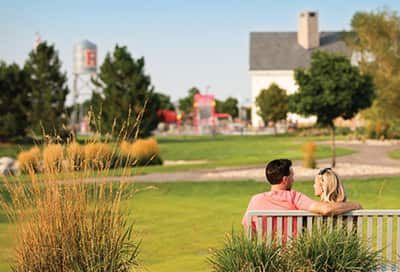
left=337, top=215, right=343, bottom=228
left=377, top=216, right=383, bottom=259
left=297, top=216, right=302, bottom=235
left=397, top=216, right=400, bottom=266
left=287, top=216, right=293, bottom=241
left=367, top=216, right=373, bottom=250
left=267, top=216, right=272, bottom=244
left=347, top=216, right=353, bottom=232
left=256, top=217, right=262, bottom=244
left=307, top=216, right=312, bottom=234
left=386, top=216, right=392, bottom=263
left=277, top=216, right=283, bottom=245
left=327, top=216, right=333, bottom=231
left=357, top=216, right=363, bottom=239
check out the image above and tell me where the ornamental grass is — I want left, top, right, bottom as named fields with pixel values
left=209, top=226, right=381, bottom=272
left=66, top=141, right=84, bottom=171
left=2, top=130, right=142, bottom=271
left=302, top=141, right=317, bottom=169
left=120, top=138, right=162, bottom=166
left=42, top=143, right=64, bottom=173
left=286, top=226, right=380, bottom=272
left=208, top=231, right=287, bottom=272
left=17, top=146, right=41, bottom=174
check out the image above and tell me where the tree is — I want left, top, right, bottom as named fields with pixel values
left=24, top=42, right=69, bottom=136
left=178, top=87, right=200, bottom=114
left=290, top=51, right=374, bottom=167
left=90, top=45, right=160, bottom=138
left=216, top=97, right=239, bottom=118
left=255, top=83, right=288, bottom=135
left=155, top=92, right=175, bottom=110
left=0, top=62, right=29, bottom=141
left=345, top=9, right=400, bottom=138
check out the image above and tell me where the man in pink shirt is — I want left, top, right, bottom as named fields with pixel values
left=242, top=159, right=362, bottom=233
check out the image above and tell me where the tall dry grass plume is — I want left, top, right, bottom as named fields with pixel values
left=0, top=112, right=155, bottom=271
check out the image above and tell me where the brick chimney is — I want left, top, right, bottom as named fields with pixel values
left=297, top=11, right=319, bottom=49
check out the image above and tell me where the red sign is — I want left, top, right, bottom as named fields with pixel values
left=84, top=49, right=96, bottom=67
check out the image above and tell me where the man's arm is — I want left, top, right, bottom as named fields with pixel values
left=308, top=201, right=362, bottom=215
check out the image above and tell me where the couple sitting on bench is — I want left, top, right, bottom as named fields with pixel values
left=242, top=159, right=362, bottom=235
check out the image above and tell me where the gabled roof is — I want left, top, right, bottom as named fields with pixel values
left=249, top=32, right=351, bottom=71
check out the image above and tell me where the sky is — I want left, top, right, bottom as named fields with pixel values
left=1, top=0, right=400, bottom=106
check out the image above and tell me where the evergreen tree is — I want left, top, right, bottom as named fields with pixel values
left=24, top=42, right=69, bottom=136
left=0, top=62, right=29, bottom=141
left=256, top=83, right=288, bottom=135
left=290, top=51, right=374, bottom=167
left=90, top=45, right=160, bottom=138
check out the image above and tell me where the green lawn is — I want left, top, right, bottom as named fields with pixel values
left=389, top=148, right=400, bottom=160
left=0, top=177, right=399, bottom=271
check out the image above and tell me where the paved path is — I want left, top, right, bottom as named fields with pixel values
left=84, top=140, right=400, bottom=183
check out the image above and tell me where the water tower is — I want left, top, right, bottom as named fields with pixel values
left=72, top=40, right=98, bottom=132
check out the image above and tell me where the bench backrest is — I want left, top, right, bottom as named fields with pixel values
left=246, top=210, right=400, bottom=269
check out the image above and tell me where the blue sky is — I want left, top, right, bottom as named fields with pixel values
left=1, top=0, right=399, bottom=106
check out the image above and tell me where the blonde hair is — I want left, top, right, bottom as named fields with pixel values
left=317, top=169, right=347, bottom=202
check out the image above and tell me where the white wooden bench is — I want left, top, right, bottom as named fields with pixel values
left=246, top=210, right=400, bottom=271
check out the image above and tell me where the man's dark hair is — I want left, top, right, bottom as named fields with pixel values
left=265, top=159, right=292, bottom=185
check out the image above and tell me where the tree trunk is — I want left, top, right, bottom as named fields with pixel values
left=274, top=123, right=277, bottom=135
left=330, top=125, right=336, bottom=168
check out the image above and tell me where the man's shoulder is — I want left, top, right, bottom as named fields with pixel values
left=250, top=192, right=267, bottom=199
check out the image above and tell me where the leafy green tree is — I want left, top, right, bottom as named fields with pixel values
left=0, top=62, right=29, bottom=141
left=155, top=92, right=175, bottom=110
left=290, top=51, right=374, bottom=167
left=345, top=9, right=400, bottom=138
left=178, top=87, right=200, bottom=114
left=256, top=83, right=288, bottom=135
left=90, top=45, right=160, bottom=138
left=24, top=42, right=69, bottom=136
left=216, top=97, right=239, bottom=118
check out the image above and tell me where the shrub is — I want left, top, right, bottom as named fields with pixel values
left=208, top=232, right=287, bottom=272
left=66, top=141, right=84, bottom=171
left=42, top=144, right=64, bottom=173
left=131, top=138, right=162, bottom=166
left=302, top=141, right=316, bottom=169
left=286, top=226, right=380, bottom=272
left=17, top=146, right=41, bottom=174
left=119, top=140, right=135, bottom=167
left=83, top=142, right=114, bottom=170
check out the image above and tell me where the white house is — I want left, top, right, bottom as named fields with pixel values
left=249, top=11, right=351, bottom=127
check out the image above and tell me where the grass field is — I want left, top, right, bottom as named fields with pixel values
left=390, top=148, right=400, bottom=160
left=0, top=177, right=399, bottom=271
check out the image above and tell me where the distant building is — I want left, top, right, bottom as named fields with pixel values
left=249, top=11, right=351, bottom=127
